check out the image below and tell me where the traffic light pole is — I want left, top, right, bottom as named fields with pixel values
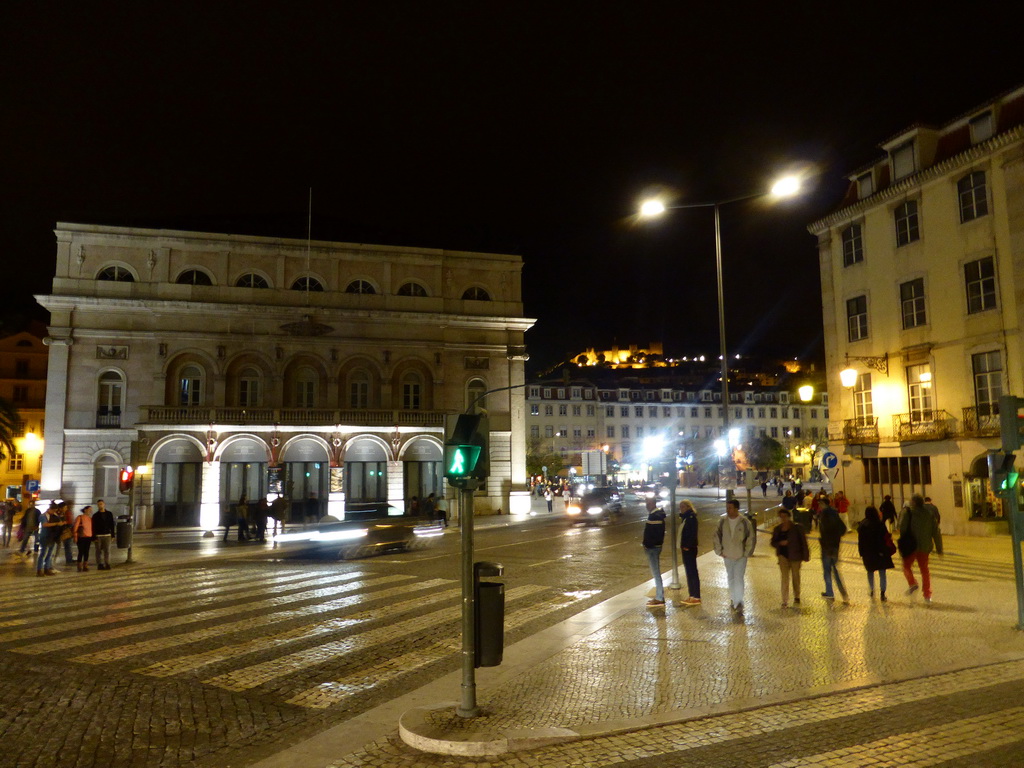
left=457, top=479, right=481, bottom=717
left=1007, top=491, right=1024, bottom=631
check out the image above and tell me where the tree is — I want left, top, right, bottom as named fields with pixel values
left=744, top=435, right=787, bottom=471
left=0, top=397, right=18, bottom=462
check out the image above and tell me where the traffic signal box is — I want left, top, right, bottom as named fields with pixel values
left=444, top=414, right=489, bottom=486
left=991, top=395, right=1024, bottom=499
left=118, top=466, right=135, bottom=493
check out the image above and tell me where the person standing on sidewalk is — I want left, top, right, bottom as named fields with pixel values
left=770, top=508, right=810, bottom=608
left=819, top=496, right=849, bottom=602
left=19, top=500, right=40, bottom=556
left=679, top=499, right=701, bottom=606
left=713, top=499, right=756, bottom=613
left=36, top=502, right=64, bottom=576
left=879, top=495, right=898, bottom=532
left=72, top=506, right=94, bottom=571
left=857, top=505, right=894, bottom=601
left=642, top=496, right=667, bottom=607
left=2, top=500, right=14, bottom=548
left=91, top=499, right=115, bottom=570
left=899, top=494, right=943, bottom=603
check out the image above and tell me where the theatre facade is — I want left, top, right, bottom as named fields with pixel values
left=37, top=223, right=534, bottom=529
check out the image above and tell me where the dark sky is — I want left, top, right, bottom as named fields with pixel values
left=3, top=3, right=1021, bottom=369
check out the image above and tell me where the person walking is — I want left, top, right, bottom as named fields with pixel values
left=899, top=494, right=943, bottom=603
left=857, top=505, right=894, bottom=601
left=36, top=502, right=64, bottom=576
left=72, top=505, right=94, bottom=571
left=642, top=496, right=667, bottom=607
left=678, top=499, right=701, bottom=606
left=818, top=496, right=849, bottom=602
left=236, top=494, right=250, bottom=541
left=713, top=499, right=756, bottom=613
left=2, top=500, right=15, bottom=548
left=544, top=488, right=553, bottom=513
left=91, top=499, right=115, bottom=570
left=770, top=508, right=810, bottom=608
left=879, top=495, right=898, bottom=532
left=760, top=480, right=768, bottom=498
left=19, top=500, right=40, bottom=555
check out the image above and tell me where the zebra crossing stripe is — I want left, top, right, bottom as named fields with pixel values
left=203, top=584, right=548, bottom=693
left=286, top=586, right=599, bottom=708
left=0, top=568, right=298, bottom=630
left=128, top=577, right=448, bottom=675
left=12, top=572, right=367, bottom=651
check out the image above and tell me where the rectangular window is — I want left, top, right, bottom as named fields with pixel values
left=969, top=112, right=993, bottom=144
left=746, top=408, right=754, bottom=418
left=857, top=172, right=873, bottom=198
left=900, top=278, right=926, bottom=329
left=705, top=427, right=714, bottom=438
left=530, top=404, right=539, bottom=416
left=965, top=257, right=996, bottom=313
left=758, top=407, right=766, bottom=418
left=854, top=373, right=873, bottom=425
left=770, top=407, right=778, bottom=418
left=906, top=364, right=934, bottom=420
left=811, top=408, right=818, bottom=419
left=958, top=171, right=989, bottom=223
left=402, top=383, right=421, bottom=410
left=842, top=223, right=864, bottom=266
left=621, top=407, right=629, bottom=417
left=690, top=407, right=698, bottom=418
left=586, top=405, right=595, bottom=416
left=607, top=426, right=615, bottom=438
left=13, top=385, right=28, bottom=402
left=648, top=407, right=658, bottom=418
left=636, top=427, right=644, bottom=438
left=571, top=387, right=580, bottom=399
left=544, top=425, right=553, bottom=438
left=770, top=427, right=778, bottom=438
left=544, top=405, right=553, bottom=416
left=892, top=142, right=915, bottom=179
left=606, top=406, right=614, bottom=417
left=735, top=408, right=742, bottom=419
left=573, top=427, right=582, bottom=438
left=704, top=407, right=712, bottom=418
left=621, top=426, right=630, bottom=439
left=662, top=407, right=671, bottom=418
left=794, top=426, right=802, bottom=438
left=559, top=405, right=568, bottom=416
left=894, top=200, right=920, bottom=246
left=530, top=425, right=539, bottom=438
left=8, top=454, right=24, bottom=471
left=14, top=359, right=28, bottom=377
left=792, top=407, right=800, bottom=418
left=572, top=405, right=581, bottom=416
left=847, top=295, right=868, bottom=341
left=972, top=351, right=1002, bottom=416
left=557, top=389, right=565, bottom=399
left=528, top=386, right=540, bottom=397
left=586, top=428, right=595, bottom=438
left=634, top=406, right=643, bottom=418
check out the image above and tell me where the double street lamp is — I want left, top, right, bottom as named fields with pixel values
left=639, top=175, right=802, bottom=498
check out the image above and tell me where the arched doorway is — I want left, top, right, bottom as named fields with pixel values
left=219, top=438, right=270, bottom=523
left=152, top=439, right=204, bottom=527
left=281, top=437, right=330, bottom=521
left=403, top=438, right=442, bottom=505
left=344, top=438, right=389, bottom=511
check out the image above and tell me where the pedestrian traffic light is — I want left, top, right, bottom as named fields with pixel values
left=987, top=451, right=1019, bottom=498
left=444, top=414, right=489, bottom=484
left=119, top=466, right=135, bottom=493
left=999, top=395, right=1024, bottom=451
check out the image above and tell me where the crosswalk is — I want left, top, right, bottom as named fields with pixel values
left=0, top=564, right=595, bottom=712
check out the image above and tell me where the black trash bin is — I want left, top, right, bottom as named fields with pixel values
left=474, top=560, right=505, bottom=668
left=116, top=516, right=133, bottom=549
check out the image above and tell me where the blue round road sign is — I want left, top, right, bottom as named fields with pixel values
left=820, top=451, right=839, bottom=470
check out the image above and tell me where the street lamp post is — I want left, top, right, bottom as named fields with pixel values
left=640, top=176, right=801, bottom=502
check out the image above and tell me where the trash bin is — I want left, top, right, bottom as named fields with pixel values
left=116, top=515, right=133, bottom=549
left=794, top=506, right=812, bottom=531
left=474, top=561, right=505, bottom=668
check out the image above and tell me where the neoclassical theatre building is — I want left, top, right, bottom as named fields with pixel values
left=37, top=223, right=534, bottom=529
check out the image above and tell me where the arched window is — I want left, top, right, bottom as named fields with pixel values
left=238, top=366, right=261, bottom=407
left=179, top=365, right=204, bottom=406
left=349, top=369, right=371, bottom=409
left=467, top=378, right=487, bottom=413
left=294, top=366, right=318, bottom=409
left=236, top=273, right=269, bottom=288
left=401, top=371, right=423, bottom=411
left=462, top=286, right=491, bottom=301
left=346, top=279, right=376, bottom=295
left=97, top=266, right=135, bottom=282
left=176, top=269, right=213, bottom=286
left=397, top=281, right=427, bottom=297
left=97, top=370, right=125, bottom=427
left=291, top=276, right=325, bottom=292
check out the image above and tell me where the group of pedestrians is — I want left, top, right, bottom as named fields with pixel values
left=642, top=491, right=943, bottom=612
left=6, top=498, right=116, bottom=575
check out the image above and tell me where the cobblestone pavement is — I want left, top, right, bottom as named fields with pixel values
left=324, top=532, right=1024, bottom=767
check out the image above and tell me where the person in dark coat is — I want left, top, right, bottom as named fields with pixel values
left=857, top=506, right=895, bottom=601
left=678, top=499, right=701, bottom=606
left=770, top=508, right=810, bottom=608
left=642, top=497, right=667, bottom=607
left=818, top=497, right=849, bottom=602
left=879, top=495, right=898, bottom=532
left=253, top=498, right=269, bottom=543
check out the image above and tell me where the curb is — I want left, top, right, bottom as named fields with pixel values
left=398, top=703, right=579, bottom=756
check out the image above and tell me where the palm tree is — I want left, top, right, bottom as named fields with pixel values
left=0, top=397, right=18, bottom=461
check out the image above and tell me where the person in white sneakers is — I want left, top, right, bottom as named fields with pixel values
left=713, top=499, right=756, bottom=612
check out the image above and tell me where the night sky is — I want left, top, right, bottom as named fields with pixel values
left=3, top=4, right=1021, bottom=370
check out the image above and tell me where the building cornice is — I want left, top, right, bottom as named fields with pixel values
left=808, top=125, right=1024, bottom=235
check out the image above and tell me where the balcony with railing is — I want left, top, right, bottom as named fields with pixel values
left=138, top=405, right=445, bottom=428
left=842, top=417, right=879, bottom=444
left=961, top=405, right=1000, bottom=438
left=96, top=409, right=121, bottom=428
left=892, top=410, right=954, bottom=442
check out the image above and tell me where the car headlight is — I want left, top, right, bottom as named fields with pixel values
left=587, top=506, right=604, bottom=516
left=567, top=504, right=582, bottom=515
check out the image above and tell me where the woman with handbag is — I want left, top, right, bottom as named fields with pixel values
left=857, top=505, right=895, bottom=601
left=769, top=507, right=810, bottom=608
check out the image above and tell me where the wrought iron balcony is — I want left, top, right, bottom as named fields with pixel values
left=892, top=410, right=954, bottom=442
left=842, top=417, right=879, bottom=444
left=961, top=405, right=1000, bottom=438
left=96, top=410, right=121, bottom=428
left=138, top=406, right=445, bottom=428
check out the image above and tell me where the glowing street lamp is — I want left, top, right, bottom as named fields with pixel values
left=798, top=384, right=814, bottom=402
left=639, top=174, right=804, bottom=498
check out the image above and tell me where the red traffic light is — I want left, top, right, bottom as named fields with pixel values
left=119, top=466, right=135, bottom=493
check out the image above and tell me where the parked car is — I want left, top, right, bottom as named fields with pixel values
left=566, top=486, right=623, bottom=525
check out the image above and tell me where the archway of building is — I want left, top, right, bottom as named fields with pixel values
left=343, top=437, right=390, bottom=511
left=151, top=437, right=205, bottom=527
left=218, top=436, right=271, bottom=527
left=401, top=437, right=443, bottom=512
left=280, top=436, right=331, bottom=522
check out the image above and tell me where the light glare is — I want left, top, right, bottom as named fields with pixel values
left=771, top=176, right=800, bottom=198
left=639, top=199, right=666, bottom=217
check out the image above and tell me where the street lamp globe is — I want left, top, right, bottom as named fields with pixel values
left=770, top=175, right=801, bottom=198
left=798, top=384, right=814, bottom=402
left=639, top=199, right=666, bottom=218
left=840, top=367, right=858, bottom=388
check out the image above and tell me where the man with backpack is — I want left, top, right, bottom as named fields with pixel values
left=713, top=499, right=756, bottom=613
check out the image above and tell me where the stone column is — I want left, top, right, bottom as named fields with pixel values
left=40, top=332, right=73, bottom=495
left=506, top=345, right=531, bottom=515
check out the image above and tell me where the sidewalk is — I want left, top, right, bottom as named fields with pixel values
left=282, top=529, right=1024, bottom=767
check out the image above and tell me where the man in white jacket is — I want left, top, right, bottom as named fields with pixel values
left=713, top=498, right=756, bottom=612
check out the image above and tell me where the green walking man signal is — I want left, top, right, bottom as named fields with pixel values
left=444, top=413, right=489, bottom=484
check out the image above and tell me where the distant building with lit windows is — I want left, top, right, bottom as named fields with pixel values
left=809, top=84, right=1024, bottom=535
left=37, top=223, right=534, bottom=528
left=0, top=325, right=47, bottom=501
